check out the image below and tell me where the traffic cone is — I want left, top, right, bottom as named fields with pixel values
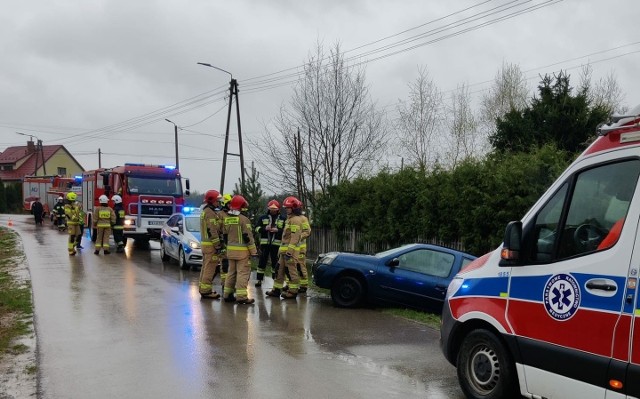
left=8, top=218, right=13, bottom=227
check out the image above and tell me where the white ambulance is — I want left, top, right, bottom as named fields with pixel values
left=441, top=106, right=640, bottom=399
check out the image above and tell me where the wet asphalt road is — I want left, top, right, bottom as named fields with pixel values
left=5, top=214, right=465, bottom=399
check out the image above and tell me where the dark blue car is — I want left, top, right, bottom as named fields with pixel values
left=312, top=243, right=476, bottom=312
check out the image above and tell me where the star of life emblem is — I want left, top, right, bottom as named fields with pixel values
left=543, top=273, right=581, bottom=321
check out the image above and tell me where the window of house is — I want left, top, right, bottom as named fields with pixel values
left=57, top=167, right=67, bottom=176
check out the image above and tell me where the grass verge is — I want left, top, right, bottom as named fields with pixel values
left=0, top=227, right=33, bottom=359
left=382, top=308, right=441, bottom=329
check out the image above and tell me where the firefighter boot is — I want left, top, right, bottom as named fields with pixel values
left=200, top=291, right=221, bottom=299
left=281, top=291, right=297, bottom=300
left=236, top=298, right=255, bottom=305
left=224, top=294, right=236, bottom=303
left=265, top=288, right=281, bottom=297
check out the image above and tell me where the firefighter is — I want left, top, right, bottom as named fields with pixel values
left=214, top=193, right=233, bottom=290
left=52, top=196, right=66, bottom=229
left=198, top=189, right=223, bottom=299
left=254, top=199, right=285, bottom=287
left=297, top=205, right=312, bottom=293
left=111, top=194, right=126, bottom=253
left=93, top=195, right=115, bottom=255
left=266, top=196, right=304, bottom=299
left=64, top=192, right=81, bottom=256
left=222, top=195, right=258, bottom=304
left=74, top=200, right=86, bottom=250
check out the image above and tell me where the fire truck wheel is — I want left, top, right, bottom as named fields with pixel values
left=160, top=240, right=170, bottom=262
left=179, top=247, right=189, bottom=270
left=457, top=329, right=519, bottom=399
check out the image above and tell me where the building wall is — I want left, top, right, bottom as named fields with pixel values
left=36, top=149, right=84, bottom=177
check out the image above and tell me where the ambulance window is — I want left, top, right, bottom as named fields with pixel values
left=533, top=159, right=640, bottom=262
left=532, top=183, right=568, bottom=262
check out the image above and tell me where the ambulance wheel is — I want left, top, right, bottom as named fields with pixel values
left=178, top=247, right=189, bottom=270
left=457, top=329, right=518, bottom=399
left=331, top=275, right=365, bottom=308
left=159, top=240, right=170, bottom=262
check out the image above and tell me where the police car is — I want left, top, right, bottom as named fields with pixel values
left=159, top=207, right=202, bottom=270
left=441, top=106, right=640, bottom=399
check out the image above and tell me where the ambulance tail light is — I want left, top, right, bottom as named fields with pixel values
left=500, top=221, right=522, bottom=266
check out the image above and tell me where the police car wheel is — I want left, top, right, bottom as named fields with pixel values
left=457, top=329, right=518, bottom=399
left=331, top=275, right=365, bottom=308
left=179, top=248, right=189, bottom=270
left=160, top=240, right=170, bottom=262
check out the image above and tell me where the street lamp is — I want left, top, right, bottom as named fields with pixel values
left=164, top=119, right=180, bottom=171
left=16, top=132, right=46, bottom=175
left=197, top=62, right=245, bottom=194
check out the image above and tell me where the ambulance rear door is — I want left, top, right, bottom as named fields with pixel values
left=504, top=155, right=640, bottom=399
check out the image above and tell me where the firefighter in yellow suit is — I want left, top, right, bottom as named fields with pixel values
left=65, top=192, right=81, bottom=256
left=199, top=190, right=223, bottom=299
left=222, top=195, right=258, bottom=304
left=297, top=210, right=312, bottom=293
left=93, top=194, right=116, bottom=255
left=266, top=196, right=304, bottom=299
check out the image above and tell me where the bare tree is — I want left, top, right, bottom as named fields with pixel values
left=480, top=62, right=530, bottom=136
left=445, top=83, right=481, bottom=168
left=258, top=41, right=387, bottom=210
left=394, top=66, right=444, bottom=171
left=578, top=64, right=626, bottom=114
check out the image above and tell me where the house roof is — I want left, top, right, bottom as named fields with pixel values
left=0, top=144, right=82, bottom=181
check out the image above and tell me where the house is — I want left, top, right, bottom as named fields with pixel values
left=0, top=140, right=85, bottom=186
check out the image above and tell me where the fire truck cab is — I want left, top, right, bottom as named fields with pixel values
left=441, top=106, right=640, bottom=399
left=82, top=163, right=189, bottom=242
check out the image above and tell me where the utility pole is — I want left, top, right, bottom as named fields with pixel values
left=164, top=119, right=180, bottom=171
left=37, top=139, right=46, bottom=175
left=220, top=78, right=245, bottom=194
left=98, top=148, right=102, bottom=168
left=197, top=62, right=246, bottom=194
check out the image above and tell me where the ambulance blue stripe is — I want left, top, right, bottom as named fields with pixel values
left=457, top=273, right=627, bottom=313
left=451, top=276, right=509, bottom=298
left=508, top=273, right=626, bottom=313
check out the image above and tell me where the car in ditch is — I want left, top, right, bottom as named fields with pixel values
left=312, top=243, right=476, bottom=312
left=160, top=208, right=203, bottom=270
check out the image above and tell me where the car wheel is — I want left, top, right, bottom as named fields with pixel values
left=160, top=240, right=170, bottom=262
left=179, top=247, right=189, bottom=270
left=457, top=329, right=519, bottom=399
left=331, top=275, right=365, bottom=308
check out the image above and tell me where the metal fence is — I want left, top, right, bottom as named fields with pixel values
left=306, top=227, right=465, bottom=260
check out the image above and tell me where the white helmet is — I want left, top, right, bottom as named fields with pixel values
left=99, top=194, right=109, bottom=204
left=57, top=196, right=63, bottom=202
left=111, top=194, right=122, bottom=204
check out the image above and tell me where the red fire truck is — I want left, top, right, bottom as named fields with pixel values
left=81, top=163, right=190, bottom=242
left=23, top=175, right=82, bottom=217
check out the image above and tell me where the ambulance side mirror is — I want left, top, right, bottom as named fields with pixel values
left=500, top=221, right=522, bottom=266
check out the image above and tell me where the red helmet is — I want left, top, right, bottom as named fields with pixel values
left=267, top=200, right=280, bottom=210
left=204, top=189, right=221, bottom=204
left=283, top=196, right=301, bottom=209
left=229, top=195, right=249, bottom=211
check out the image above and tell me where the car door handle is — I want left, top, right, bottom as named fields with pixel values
left=585, top=278, right=617, bottom=298
left=586, top=280, right=616, bottom=291
left=435, top=284, right=447, bottom=292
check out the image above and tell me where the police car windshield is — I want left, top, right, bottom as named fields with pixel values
left=127, top=177, right=182, bottom=196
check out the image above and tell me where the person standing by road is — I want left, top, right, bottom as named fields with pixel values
left=52, top=196, right=66, bottom=229
left=111, top=194, right=126, bottom=253
left=198, top=190, right=223, bottom=299
left=266, top=196, right=304, bottom=300
left=297, top=206, right=312, bottom=293
left=254, top=200, right=285, bottom=287
left=31, top=198, right=44, bottom=226
left=64, top=192, right=81, bottom=256
left=93, top=195, right=115, bottom=255
left=222, top=195, right=258, bottom=304
left=74, top=200, right=86, bottom=250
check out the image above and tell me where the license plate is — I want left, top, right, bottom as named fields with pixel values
left=148, top=221, right=164, bottom=226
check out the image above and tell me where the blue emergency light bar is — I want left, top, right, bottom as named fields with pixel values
left=183, top=206, right=199, bottom=214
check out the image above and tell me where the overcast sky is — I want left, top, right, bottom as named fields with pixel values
left=1, top=0, right=639, bottom=194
